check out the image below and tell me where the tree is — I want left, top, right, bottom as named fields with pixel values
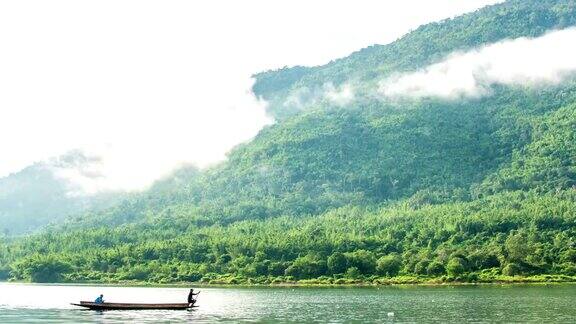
left=284, top=254, right=326, bottom=279
left=376, top=254, right=402, bottom=276
left=446, top=258, right=466, bottom=277
left=505, top=233, right=531, bottom=262
left=414, top=260, right=431, bottom=275
left=560, top=249, right=576, bottom=263
left=558, top=263, right=576, bottom=276
left=345, top=250, right=377, bottom=275
left=13, top=255, right=72, bottom=283
left=468, top=251, right=500, bottom=270
left=218, top=254, right=232, bottom=264
left=123, top=264, right=152, bottom=281
left=426, top=261, right=446, bottom=276
left=345, top=267, right=361, bottom=279
left=502, top=263, right=522, bottom=276
left=327, top=252, right=347, bottom=274
left=268, top=261, right=288, bottom=276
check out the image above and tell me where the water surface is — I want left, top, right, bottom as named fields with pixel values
left=0, top=283, right=574, bottom=323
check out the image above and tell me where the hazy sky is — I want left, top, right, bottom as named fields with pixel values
left=0, top=0, right=501, bottom=192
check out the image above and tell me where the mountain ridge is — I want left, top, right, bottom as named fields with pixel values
left=253, top=0, right=576, bottom=119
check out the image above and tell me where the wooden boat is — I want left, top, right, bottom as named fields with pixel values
left=71, top=301, right=195, bottom=310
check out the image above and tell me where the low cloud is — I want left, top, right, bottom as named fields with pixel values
left=49, top=78, right=272, bottom=195
left=283, top=82, right=356, bottom=112
left=324, top=83, right=356, bottom=106
left=5, top=76, right=272, bottom=195
left=380, top=28, right=576, bottom=99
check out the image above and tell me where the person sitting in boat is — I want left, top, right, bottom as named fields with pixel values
left=187, top=289, right=199, bottom=305
left=95, top=294, right=104, bottom=304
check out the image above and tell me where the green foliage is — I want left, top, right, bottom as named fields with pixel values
left=558, top=263, right=576, bottom=275
left=561, top=250, right=576, bottom=263
left=344, top=250, right=376, bottom=275
left=285, top=254, right=326, bottom=279
left=427, top=262, right=446, bottom=276
left=414, top=260, right=431, bottom=275
left=327, top=252, right=347, bottom=274
left=503, top=263, right=523, bottom=276
left=478, top=105, right=576, bottom=195
left=345, top=267, right=361, bottom=279
left=376, top=254, right=402, bottom=276
left=447, top=258, right=467, bottom=277
left=505, top=232, right=533, bottom=262
left=12, top=254, right=72, bottom=283
left=1, top=190, right=575, bottom=283
left=468, top=251, right=501, bottom=271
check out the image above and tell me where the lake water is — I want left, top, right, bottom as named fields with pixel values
left=0, top=283, right=575, bottom=323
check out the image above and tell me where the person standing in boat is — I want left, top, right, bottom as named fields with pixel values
left=95, top=294, right=104, bottom=304
left=188, top=289, right=199, bottom=305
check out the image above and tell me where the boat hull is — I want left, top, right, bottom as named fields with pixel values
left=71, top=301, right=194, bottom=310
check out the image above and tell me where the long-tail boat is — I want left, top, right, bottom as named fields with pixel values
left=71, top=301, right=196, bottom=310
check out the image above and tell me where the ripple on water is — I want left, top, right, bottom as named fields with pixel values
left=0, top=283, right=575, bottom=323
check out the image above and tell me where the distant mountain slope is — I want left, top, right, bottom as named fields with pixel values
left=478, top=102, right=576, bottom=194
left=0, top=164, right=72, bottom=235
left=76, top=85, right=576, bottom=230
left=0, top=153, right=123, bottom=235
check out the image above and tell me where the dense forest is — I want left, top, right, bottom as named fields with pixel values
left=1, top=0, right=575, bottom=285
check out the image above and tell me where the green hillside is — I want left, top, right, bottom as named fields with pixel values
left=0, top=152, right=124, bottom=236
left=1, top=0, right=575, bottom=284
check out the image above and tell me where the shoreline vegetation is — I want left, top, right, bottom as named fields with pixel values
left=2, top=191, right=576, bottom=286
left=3, top=274, right=576, bottom=288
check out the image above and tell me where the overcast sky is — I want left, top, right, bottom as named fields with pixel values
left=0, top=0, right=502, bottom=192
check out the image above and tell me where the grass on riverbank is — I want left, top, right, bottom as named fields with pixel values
left=202, top=273, right=576, bottom=286
left=6, top=273, right=575, bottom=287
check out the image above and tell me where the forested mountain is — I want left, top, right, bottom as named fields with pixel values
left=1, top=0, right=575, bottom=284
left=0, top=152, right=124, bottom=236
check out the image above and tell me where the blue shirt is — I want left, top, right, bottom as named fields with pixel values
left=95, top=296, right=104, bottom=304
